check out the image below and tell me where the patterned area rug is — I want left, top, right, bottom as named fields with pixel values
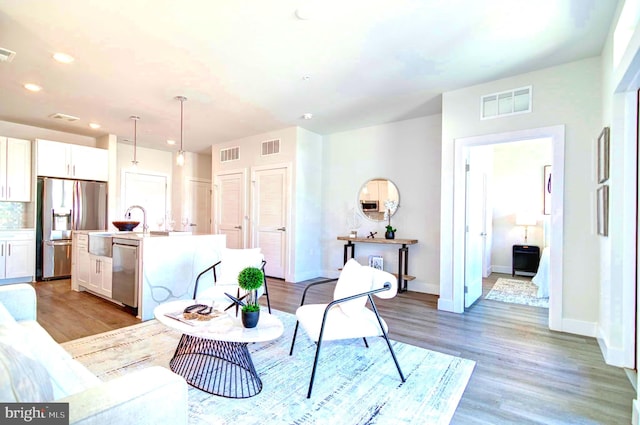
left=485, top=278, right=549, bottom=308
left=62, top=310, right=475, bottom=425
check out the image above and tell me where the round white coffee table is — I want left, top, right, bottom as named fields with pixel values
left=154, top=299, right=283, bottom=398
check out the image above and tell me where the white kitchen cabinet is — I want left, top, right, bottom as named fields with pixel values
left=89, top=255, right=112, bottom=298
left=75, top=234, right=90, bottom=288
left=0, top=137, right=31, bottom=202
left=0, top=231, right=35, bottom=282
left=36, top=139, right=108, bottom=181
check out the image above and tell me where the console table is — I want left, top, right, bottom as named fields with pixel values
left=337, top=236, right=418, bottom=292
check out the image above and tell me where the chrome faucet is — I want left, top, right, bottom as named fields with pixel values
left=125, top=205, right=148, bottom=234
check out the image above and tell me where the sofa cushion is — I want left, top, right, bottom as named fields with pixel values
left=0, top=303, right=16, bottom=326
left=0, top=321, right=100, bottom=401
left=15, top=322, right=100, bottom=399
left=0, top=331, right=53, bottom=402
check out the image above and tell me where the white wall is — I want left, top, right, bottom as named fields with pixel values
left=293, top=127, right=323, bottom=281
left=490, top=139, right=552, bottom=273
left=0, top=120, right=97, bottom=147
left=441, top=57, right=602, bottom=329
left=321, top=115, right=442, bottom=293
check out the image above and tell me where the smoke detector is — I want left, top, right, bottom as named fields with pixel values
left=49, top=113, right=79, bottom=122
left=0, top=47, right=16, bottom=63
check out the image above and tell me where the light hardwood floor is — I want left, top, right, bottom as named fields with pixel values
left=33, top=274, right=634, bottom=424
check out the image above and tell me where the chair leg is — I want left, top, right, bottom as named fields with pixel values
left=381, top=329, right=405, bottom=382
left=362, top=337, right=369, bottom=348
left=307, top=334, right=324, bottom=398
left=263, top=276, right=271, bottom=314
left=289, top=321, right=300, bottom=355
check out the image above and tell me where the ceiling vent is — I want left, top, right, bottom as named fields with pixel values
left=49, top=113, right=80, bottom=122
left=220, top=146, right=239, bottom=163
left=261, top=139, right=280, bottom=156
left=481, top=86, right=532, bottom=120
left=0, top=47, right=16, bottom=63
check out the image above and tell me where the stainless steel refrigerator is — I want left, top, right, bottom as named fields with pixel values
left=36, top=177, right=108, bottom=280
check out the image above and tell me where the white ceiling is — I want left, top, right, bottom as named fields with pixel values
left=0, top=0, right=618, bottom=153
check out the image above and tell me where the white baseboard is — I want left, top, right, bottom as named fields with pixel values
left=633, top=399, right=639, bottom=425
left=492, top=265, right=511, bottom=274
left=562, top=318, right=597, bottom=337
left=597, top=327, right=633, bottom=367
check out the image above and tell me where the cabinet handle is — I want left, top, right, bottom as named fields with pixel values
left=277, top=227, right=286, bottom=231
left=67, top=164, right=70, bottom=175
left=7, top=187, right=10, bottom=199
left=73, top=165, right=76, bottom=176
left=1, top=245, right=3, bottom=256
left=7, top=244, right=10, bottom=256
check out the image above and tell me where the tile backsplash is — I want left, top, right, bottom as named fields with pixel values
left=0, top=202, right=31, bottom=229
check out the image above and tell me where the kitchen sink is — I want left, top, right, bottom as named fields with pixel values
left=88, top=233, right=113, bottom=257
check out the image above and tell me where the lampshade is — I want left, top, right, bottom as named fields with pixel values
left=516, top=212, right=537, bottom=227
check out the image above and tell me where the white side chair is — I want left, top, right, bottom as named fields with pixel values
left=289, top=258, right=405, bottom=398
left=192, top=248, right=271, bottom=313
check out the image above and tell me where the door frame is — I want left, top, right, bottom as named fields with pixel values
left=450, top=125, right=565, bottom=331
left=214, top=168, right=248, bottom=247
left=120, top=169, right=169, bottom=228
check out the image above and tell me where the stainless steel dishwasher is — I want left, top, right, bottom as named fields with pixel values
left=112, top=237, right=140, bottom=308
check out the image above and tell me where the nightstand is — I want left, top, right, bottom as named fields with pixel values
left=512, top=245, right=541, bottom=276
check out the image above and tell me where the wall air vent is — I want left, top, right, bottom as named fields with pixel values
left=220, top=146, right=239, bottom=162
left=261, top=139, right=280, bottom=156
left=49, top=113, right=79, bottom=122
left=0, top=47, right=16, bottom=63
left=481, top=86, right=532, bottom=120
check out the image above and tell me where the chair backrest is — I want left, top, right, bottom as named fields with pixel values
left=216, top=248, right=264, bottom=286
left=332, top=259, right=396, bottom=316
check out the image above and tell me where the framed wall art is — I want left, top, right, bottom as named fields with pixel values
left=368, top=255, right=384, bottom=270
left=543, top=165, right=552, bottom=215
left=597, top=185, right=609, bottom=236
left=597, top=127, right=610, bottom=184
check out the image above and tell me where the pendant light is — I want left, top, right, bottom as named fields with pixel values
left=175, top=95, right=187, bottom=166
left=130, top=115, right=140, bottom=169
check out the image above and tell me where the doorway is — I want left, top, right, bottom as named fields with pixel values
left=251, top=164, right=290, bottom=279
left=122, top=171, right=168, bottom=230
left=451, top=125, right=565, bottom=330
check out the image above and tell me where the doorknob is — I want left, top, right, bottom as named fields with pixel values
left=480, top=232, right=487, bottom=236
left=234, top=226, right=242, bottom=229
left=189, top=223, right=197, bottom=227
left=277, top=227, right=286, bottom=231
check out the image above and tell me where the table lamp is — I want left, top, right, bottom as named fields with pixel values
left=516, top=212, right=537, bottom=244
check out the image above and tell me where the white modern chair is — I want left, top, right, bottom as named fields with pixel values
left=289, top=258, right=405, bottom=398
left=192, top=247, right=271, bottom=313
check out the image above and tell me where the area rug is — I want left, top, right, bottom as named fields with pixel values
left=485, top=278, right=549, bottom=308
left=61, top=310, right=475, bottom=425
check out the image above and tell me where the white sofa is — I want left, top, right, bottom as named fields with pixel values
left=0, top=283, right=188, bottom=425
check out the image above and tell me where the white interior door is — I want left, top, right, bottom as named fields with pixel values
left=464, top=156, right=484, bottom=308
left=216, top=171, right=245, bottom=249
left=122, top=171, right=167, bottom=230
left=185, top=178, right=211, bottom=234
left=252, top=165, right=288, bottom=279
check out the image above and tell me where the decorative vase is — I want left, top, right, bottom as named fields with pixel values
left=385, top=231, right=395, bottom=240
left=242, top=310, right=260, bottom=328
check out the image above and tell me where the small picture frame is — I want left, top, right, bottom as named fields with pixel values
left=368, top=255, right=383, bottom=270
left=597, top=185, right=609, bottom=237
left=597, top=127, right=610, bottom=184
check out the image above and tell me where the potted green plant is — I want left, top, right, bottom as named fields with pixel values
left=237, top=266, right=264, bottom=328
left=385, top=224, right=396, bottom=240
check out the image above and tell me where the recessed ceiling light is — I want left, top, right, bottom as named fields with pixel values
left=53, top=52, right=74, bottom=63
left=302, top=113, right=313, bottom=120
left=166, top=139, right=176, bottom=145
left=24, top=83, right=42, bottom=92
left=89, top=123, right=101, bottom=129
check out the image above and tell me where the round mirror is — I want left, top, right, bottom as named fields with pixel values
left=357, top=178, right=400, bottom=221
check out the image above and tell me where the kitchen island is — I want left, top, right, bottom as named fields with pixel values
left=72, top=231, right=226, bottom=321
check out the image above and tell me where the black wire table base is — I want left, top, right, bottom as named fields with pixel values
left=169, top=334, right=262, bottom=398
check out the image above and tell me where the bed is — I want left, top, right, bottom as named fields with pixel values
left=531, top=246, right=550, bottom=298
